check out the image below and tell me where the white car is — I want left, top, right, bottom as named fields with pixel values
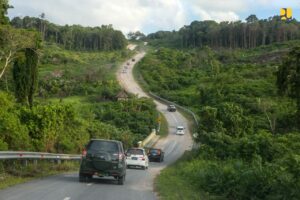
left=176, top=126, right=185, bottom=135
left=126, top=148, right=149, bottom=170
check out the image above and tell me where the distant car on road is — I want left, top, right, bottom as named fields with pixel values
left=126, top=148, right=149, bottom=170
left=176, top=126, right=185, bottom=135
left=132, top=58, right=135, bottom=62
left=79, top=139, right=126, bottom=185
left=147, top=148, right=164, bottom=162
left=127, top=62, right=130, bottom=65
left=167, top=104, right=176, bottom=112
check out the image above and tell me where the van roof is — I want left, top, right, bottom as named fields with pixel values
left=90, top=139, right=121, bottom=143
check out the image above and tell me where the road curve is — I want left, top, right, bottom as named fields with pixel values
left=0, top=51, right=193, bottom=200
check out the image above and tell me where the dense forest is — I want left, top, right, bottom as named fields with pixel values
left=0, top=0, right=158, bottom=153
left=147, top=15, right=300, bottom=49
left=10, top=16, right=127, bottom=51
left=138, top=42, right=300, bottom=199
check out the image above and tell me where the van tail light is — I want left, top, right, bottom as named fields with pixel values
left=140, top=156, right=145, bottom=161
left=82, top=149, right=87, bottom=158
left=113, top=153, right=124, bottom=161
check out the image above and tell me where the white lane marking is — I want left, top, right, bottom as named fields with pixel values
left=164, top=141, right=177, bottom=156
left=64, top=197, right=71, bottom=200
left=170, top=113, right=178, bottom=124
left=87, top=183, right=93, bottom=186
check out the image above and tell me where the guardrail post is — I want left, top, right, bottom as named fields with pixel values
left=22, top=159, right=28, bottom=167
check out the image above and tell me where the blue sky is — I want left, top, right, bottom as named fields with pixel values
left=8, top=0, right=300, bottom=34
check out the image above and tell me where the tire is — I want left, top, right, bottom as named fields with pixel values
left=87, top=174, right=93, bottom=180
left=79, top=173, right=86, bottom=182
left=118, top=175, right=125, bottom=185
left=141, top=166, right=146, bottom=170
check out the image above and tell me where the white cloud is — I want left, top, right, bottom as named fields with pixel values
left=9, top=0, right=187, bottom=34
left=7, top=0, right=300, bottom=34
left=190, top=0, right=248, bottom=12
left=141, top=0, right=187, bottom=31
left=253, top=0, right=300, bottom=8
left=189, top=0, right=247, bottom=22
left=192, top=9, right=240, bottom=22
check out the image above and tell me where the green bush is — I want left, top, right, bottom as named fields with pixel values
left=0, top=92, right=30, bottom=150
left=145, top=45, right=300, bottom=199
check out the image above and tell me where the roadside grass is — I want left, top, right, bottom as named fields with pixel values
left=132, top=58, right=150, bottom=92
left=157, top=112, right=169, bottom=138
left=0, top=160, right=79, bottom=190
left=0, top=175, right=32, bottom=190
left=155, top=151, right=209, bottom=200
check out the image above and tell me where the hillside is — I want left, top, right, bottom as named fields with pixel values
left=136, top=40, right=300, bottom=199
left=147, top=15, right=300, bottom=49
left=0, top=9, right=159, bottom=153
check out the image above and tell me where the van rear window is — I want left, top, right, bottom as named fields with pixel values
left=87, top=141, right=118, bottom=153
left=127, top=149, right=143, bottom=155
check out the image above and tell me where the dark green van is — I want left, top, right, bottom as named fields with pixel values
left=79, top=139, right=126, bottom=185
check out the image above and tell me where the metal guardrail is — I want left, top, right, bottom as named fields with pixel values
left=148, top=91, right=199, bottom=127
left=0, top=151, right=81, bottom=160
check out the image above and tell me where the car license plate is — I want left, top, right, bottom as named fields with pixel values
left=131, top=157, right=138, bottom=160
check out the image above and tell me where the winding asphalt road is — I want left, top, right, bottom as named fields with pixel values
left=0, top=51, right=193, bottom=200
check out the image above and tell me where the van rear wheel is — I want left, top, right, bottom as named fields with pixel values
left=118, top=175, right=125, bottom=185
left=79, top=173, right=87, bottom=182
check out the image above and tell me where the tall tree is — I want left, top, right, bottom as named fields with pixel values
left=127, top=31, right=145, bottom=41
left=26, top=48, right=38, bottom=107
left=12, top=48, right=39, bottom=107
left=0, top=0, right=10, bottom=25
left=12, top=52, right=28, bottom=104
left=39, top=13, right=46, bottom=40
left=0, top=26, right=41, bottom=80
left=277, top=46, right=300, bottom=127
left=246, top=14, right=258, bottom=23
left=11, top=16, right=127, bottom=51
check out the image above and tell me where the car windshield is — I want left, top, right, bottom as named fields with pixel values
left=177, top=127, right=184, bottom=131
left=127, top=149, right=144, bottom=155
left=87, top=141, right=118, bottom=153
left=150, top=149, right=160, bottom=154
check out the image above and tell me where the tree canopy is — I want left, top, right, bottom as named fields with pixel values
left=0, top=0, right=10, bottom=25
left=147, top=15, right=300, bottom=49
left=11, top=16, right=127, bottom=51
left=277, top=46, right=300, bottom=126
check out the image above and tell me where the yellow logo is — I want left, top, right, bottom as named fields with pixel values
left=280, top=8, right=292, bottom=21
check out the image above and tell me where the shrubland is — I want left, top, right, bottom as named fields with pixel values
left=137, top=41, right=300, bottom=199
left=0, top=0, right=158, bottom=154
